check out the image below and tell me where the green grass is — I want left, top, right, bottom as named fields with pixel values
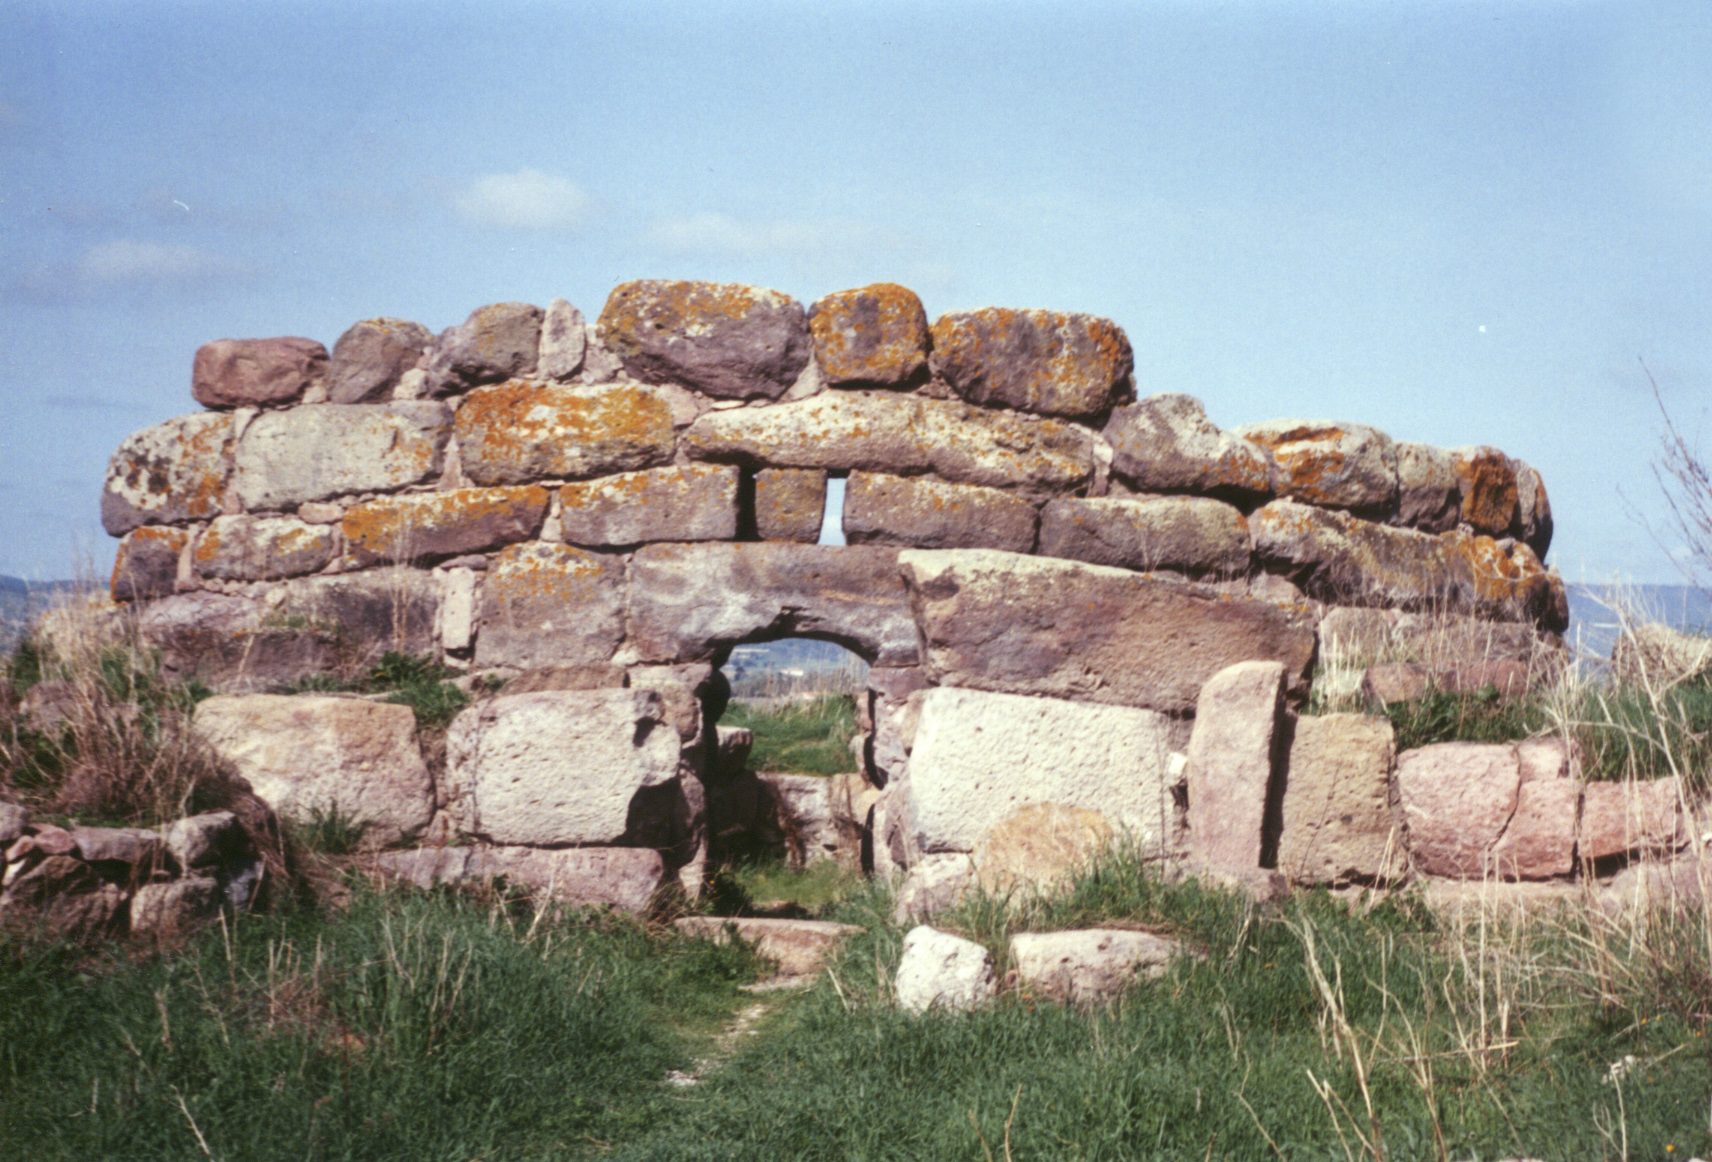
left=721, top=693, right=860, bottom=776
left=279, top=651, right=470, bottom=730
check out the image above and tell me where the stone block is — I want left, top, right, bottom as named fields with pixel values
left=599, top=279, right=811, bottom=400
left=1279, top=714, right=1402, bottom=884
left=474, top=543, right=626, bottom=670
left=1491, top=776, right=1579, bottom=880
left=341, top=486, right=549, bottom=565
left=1511, top=459, right=1553, bottom=559
left=101, top=412, right=234, bottom=535
left=1396, top=742, right=1521, bottom=878
left=1392, top=442, right=1461, bottom=534
left=1235, top=419, right=1399, bottom=516
left=900, top=549, right=1317, bottom=714
left=1038, top=496, right=1251, bottom=578
left=1580, top=778, right=1683, bottom=862
left=233, top=402, right=450, bottom=510
left=111, top=525, right=188, bottom=602
left=0, top=856, right=123, bottom=939
left=895, top=925, right=996, bottom=1014
left=537, top=298, right=587, bottom=381
left=70, top=825, right=165, bottom=869
left=891, top=853, right=973, bottom=923
left=1102, top=394, right=1278, bottom=502
left=808, top=283, right=930, bottom=389
left=559, top=464, right=739, bottom=545
left=325, top=318, right=433, bottom=404
left=1450, top=446, right=1520, bottom=535
left=930, top=307, right=1132, bottom=419
left=1611, top=623, right=1712, bottom=688
left=165, top=811, right=244, bottom=870
left=0, top=803, right=28, bottom=846
left=1010, top=929, right=1178, bottom=1005
left=753, top=468, right=827, bottom=542
left=1186, top=660, right=1285, bottom=870
left=130, top=876, right=223, bottom=937
left=423, top=301, right=543, bottom=396
left=192, top=514, right=338, bottom=581
left=374, top=846, right=666, bottom=914
left=453, top=380, right=676, bottom=487
left=843, top=472, right=1038, bottom=552
left=193, top=336, right=328, bottom=409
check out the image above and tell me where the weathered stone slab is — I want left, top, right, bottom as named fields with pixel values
left=753, top=468, right=827, bottom=542
left=1450, top=446, right=1519, bottom=536
left=971, top=802, right=1114, bottom=897
left=930, top=307, right=1132, bottom=419
left=559, top=465, right=739, bottom=546
left=453, top=380, right=676, bottom=487
left=131, top=877, right=222, bottom=937
left=627, top=542, right=919, bottom=666
left=1186, top=661, right=1285, bottom=870
left=192, top=515, right=338, bottom=581
left=683, top=391, right=1094, bottom=494
left=193, top=336, right=327, bottom=409
left=423, top=301, right=543, bottom=396
left=1010, top=929, right=1178, bottom=1005
left=233, top=402, right=450, bottom=510
left=71, top=825, right=165, bottom=868
left=375, top=846, right=665, bottom=914
left=1580, top=778, right=1683, bottom=862
left=899, top=549, right=1317, bottom=714
left=101, top=412, right=233, bottom=535
left=674, top=917, right=863, bottom=976
left=1279, top=714, right=1402, bottom=884
left=537, top=298, right=587, bottom=381
left=325, top=318, right=433, bottom=404
left=341, top=486, right=549, bottom=565
left=111, top=525, right=187, bottom=601
left=1396, top=742, right=1522, bottom=878
left=165, top=811, right=244, bottom=870
left=895, top=925, right=996, bottom=1014
left=1491, top=775, right=1579, bottom=880
left=890, top=853, right=973, bottom=923
left=1511, top=459, right=1553, bottom=559
left=903, top=687, right=1176, bottom=855
left=1235, top=420, right=1399, bottom=515
left=474, top=543, right=626, bottom=669
left=1102, top=394, right=1277, bottom=502
left=1391, top=443, right=1461, bottom=534
left=444, top=689, right=681, bottom=846
left=843, top=472, right=1037, bottom=552
left=1038, top=496, right=1251, bottom=578
left=808, top=283, right=930, bottom=389
left=599, top=280, right=810, bottom=400
left=193, top=694, right=433, bottom=847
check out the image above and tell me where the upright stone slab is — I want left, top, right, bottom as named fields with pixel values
left=899, top=549, right=1316, bottom=714
left=930, top=307, right=1132, bottom=419
left=101, top=412, right=234, bottom=535
left=233, top=402, right=450, bottom=510
left=1396, top=742, right=1521, bottom=878
left=1511, top=460, right=1553, bottom=559
left=453, top=380, right=675, bottom=487
left=1186, top=661, right=1286, bottom=870
left=474, top=543, right=626, bottom=669
left=1278, top=714, right=1402, bottom=884
left=325, top=318, right=433, bottom=404
left=808, top=283, right=930, bottom=389
left=193, top=337, right=328, bottom=409
left=1038, top=496, right=1251, bottom=578
left=842, top=472, right=1037, bottom=552
left=558, top=465, right=739, bottom=545
left=537, top=298, right=587, bottom=381
left=902, top=687, right=1176, bottom=855
left=599, top=280, right=811, bottom=400
left=340, top=486, right=550, bottom=565
left=1102, top=394, right=1278, bottom=502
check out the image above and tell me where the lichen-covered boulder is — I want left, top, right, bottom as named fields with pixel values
left=192, top=515, right=338, bottom=581
left=325, top=317, right=434, bottom=404
left=341, top=486, right=549, bottom=566
left=192, top=336, right=328, bottom=410
left=111, top=525, right=187, bottom=601
left=599, top=280, right=811, bottom=400
left=1450, top=446, right=1519, bottom=536
left=1102, top=394, right=1277, bottom=502
left=474, top=542, right=626, bottom=669
left=558, top=465, right=739, bottom=546
left=422, top=301, right=543, bottom=396
left=233, top=402, right=451, bottom=510
left=842, top=472, right=1038, bottom=552
left=808, top=283, right=930, bottom=389
left=453, top=380, right=675, bottom=487
left=101, top=412, right=233, bottom=535
left=1235, top=420, right=1399, bottom=515
left=1391, top=442, right=1461, bottom=534
left=1037, top=496, right=1251, bottom=578
left=930, top=307, right=1132, bottom=419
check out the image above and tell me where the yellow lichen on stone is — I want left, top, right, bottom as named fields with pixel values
left=341, top=485, right=549, bottom=564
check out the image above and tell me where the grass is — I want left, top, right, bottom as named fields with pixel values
left=281, top=650, right=470, bottom=730
left=721, top=692, right=860, bottom=777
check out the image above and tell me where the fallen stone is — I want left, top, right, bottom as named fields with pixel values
left=1037, top=496, right=1251, bottom=578
left=753, top=468, right=828, bottom=542
left=674, top=917, right=863, bottom=976
left=193, top=695, right=434, bottom=848
left=374, top=845, right=666, bottom=914
left=627, top=542, right=919, bottom=667
left=559, top=465, right=740, bottom=546
left=0, top=855, right=123, bottom=938
left=130, top=876, right=222, bottom=937
left=808, top=283, right=930, bottom=389
left=1235, top=419, right=1399, bottom=516
left=444, top=689, right=682, bottom=846
left=1450, top=446, right=1519, bottom=536
left=900, top=549, right=1317, bottom=714
left=843, top=472, right=1038, bottom=552
left=101, top=412, right=234, bottom=535
left=325, top=318, right=433, bottom=404
left=972, top=802, right=1115, bottom=897
left=891, top=853, right=974, bottom=924
left=233, top=402, right=451, bottom=510
left=422, top=302, right=543, bottom=396
left=1102, top=394, right=1278, bottom=502
left=537, top=298, right=587, bottom=381
left=111, top=526, right=189, bottom=601
left=192, top=514, right=338, bottom=581
left=1009, top=929, right=1179, bottom=1005
left=1580, top=778, right=1683, bottom=862
left=193, top=337, right=328, bottom=409
left=453, top=380, right=676, bottom=487
left=11, top=822, right=76, bottom=858
left=895, top=925, right=996, bottom=1014
left=930, top=307, right=1132, bottom=419
left=1278, top=714, right=1403, bottom=884
left=1600, top=849, right=1712, bottom=914
left=1186, top=661, right=1285, bottom=870
left=599, top=279, right=810, bottom=400
left=474, top=543, right=626, bottom=669
left=1396, top=742, right=1521, bottom=878
left=341, top=486, right=550, bottom=566
left=1391, top=442, right=1461, bottom=534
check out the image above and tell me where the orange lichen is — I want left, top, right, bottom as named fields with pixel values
left=454, top=381, right=675, bottom=485
left=808, top=283, right=929, bottom=387
left=341, top=486, right=549, bottom=563
left=1452, top=447, right=1519, bottom=535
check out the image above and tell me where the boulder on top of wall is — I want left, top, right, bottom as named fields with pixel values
left=1037, top=496, right=1252, bottom=578
left=1278, top=713, right=1403, bottom=885
left=422, top=302, right=543, bottom=396
left=558, top=464, right=739, bottom=546
left=627, top=542, right=919, bottom=667
left=192, top=515, right=338, bottom=581
left=598, top=280, right=810, bottom=400
left=683, top=390, right=1094, bottom=494
left=1102, top=394, right=1279, bottom=503
left=1234, top=420, right=1400, bottom=516
left=192, top=695, right=434, bottom=848
left=341, top=486, right=549, bottom=566
left=842, top=472, right=1038, bottom=552
left=537, top=298, right=587, bottom=381
left=102, top=412, right=234, bottom=536
left=1457, top=536, right=1567, bottom=632
left=111, top=526, right=188, bottom=602
left=1449, top=446, right=1520, bottom=536
left=325, top=318, right=433, bottom=404
left=233, top=402, right=451, bottom=510
left=453, top=380, right=676, bottom=487
left=898, top=549, right=1317, bottom=714
left=901, top=687, right=1176, bottom=856
left=474, top=542, right=626, bottom=670
left=808, top=283, right=930, bottom=389
left=929, top=307, right=1133, bottom=419
left=192, top=337, right=328, bottom=410
left=754, top=468, right=828, bottom=542
left=1510, top=460, right=1553, bottom=559
left=444, top=688, right=683, bottom=847
left=1391, top=443, right=1462, bottom=534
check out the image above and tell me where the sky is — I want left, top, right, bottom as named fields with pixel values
left=3, top=0, right=1710, bottom=587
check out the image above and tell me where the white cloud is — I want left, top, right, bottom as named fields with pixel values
left=453, top=169, right=590, bottom=231
left=77, top=240, right=244, bottom=284
left=647, top=212, right=889, bottom=259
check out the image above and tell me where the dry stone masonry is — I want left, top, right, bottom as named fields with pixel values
left=91, top=277, right=1600, bottom=912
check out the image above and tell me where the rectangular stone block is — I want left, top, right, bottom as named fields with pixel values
left=1279, top=714, right=1403, bottom=884
left=559, top=464, right=739, bottom=545
left=474, top=542, right=626, bottom=669
left=341, top=486, right=549, bottom=565
left=233, top=402, right=450, bottom=510
left=1186, top=660, right=1285, bottom=870
left=754, top=468, right=827, bottom=542
left=192, top=514, right=338, bottom=581
left=1038, top=496, right=1251, bottom=579
left=453, top=380, right=675, bottom=487
left=843, top=472, right=1037, bottom=552
left=111, top=526, right=188, bottom=602
left=102, top=412, right=234, bottom=535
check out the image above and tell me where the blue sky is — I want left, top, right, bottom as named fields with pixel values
left=3, top=0, right=1710, bottom=585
